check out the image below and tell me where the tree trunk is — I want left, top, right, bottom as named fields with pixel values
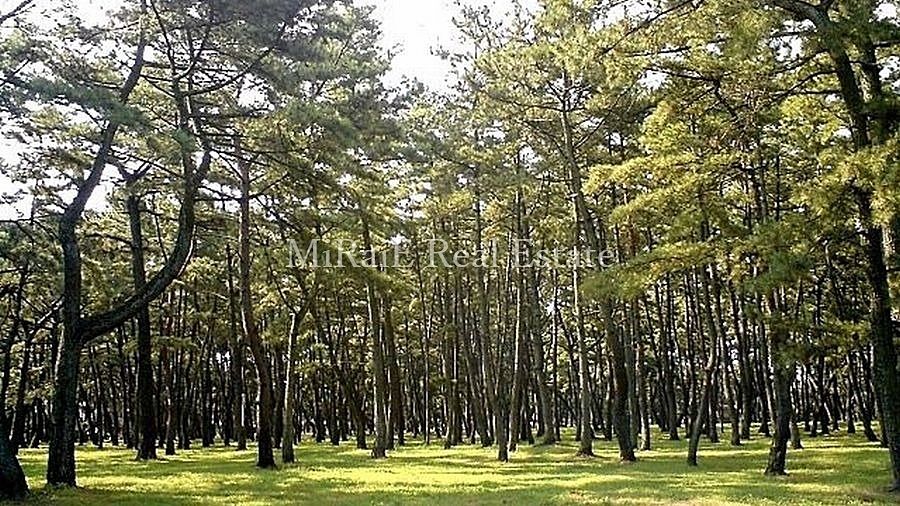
left=858, top=193, right=900, bottom=490
left=10, top=330, right=33, bottom=453
left=573, top=256, right=594, bottom=457
left=765, top=293, right=793, bottom=476
left=383, top=294, right=405, bottom=447
left=0, top=414, right=27, bottom=500
left=127, top=194, right=158, bottom=461
left=282, top=311, right=302, bottom=463
left=226, top=244, right=247, bottom=451
left=239, top=155, right=275, bottom=469
left=687, top=266, right=720, bottom=466
left=509, top=262, right=528, bottom=453
left=361, top=213, right=388, bottom=458
left=47, top=327, right=82, bottom=486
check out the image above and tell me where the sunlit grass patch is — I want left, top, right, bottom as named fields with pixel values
left=14, top=428, right=898, bottom=505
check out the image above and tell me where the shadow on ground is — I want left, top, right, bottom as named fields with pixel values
left=13, top=428, right=898, bottom=505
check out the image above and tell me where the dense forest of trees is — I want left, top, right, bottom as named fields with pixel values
left=0, top=0, right=899, bottom=500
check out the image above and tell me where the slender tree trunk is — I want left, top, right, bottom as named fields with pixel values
left=10, top=330, right=33, bottom=453
left=361, top=213, right=388, bottom=458
left=127, top=194, right=158, bottom=461
left=282, top=311, right=302, bottom=463
left=573, top=255, right=594, bottom=457
left=662, top=277, right=680, bottom=440
left=383, top=294, right=404, bottom=447
left=634, top=306, right=651, bottom=451
left=226, top=244, right=247, bottom=451
left=509, top=238, right=528, bottom=453
left=765, top=292, right=793, bottom=476
left=460, top=304, right=491, bottom=447
left=687, top=266, right=720, bottom=466
left=239, top=155, right=275, bottom=469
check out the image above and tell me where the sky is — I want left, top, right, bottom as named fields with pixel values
left=365, top=0, right=528, bottom=88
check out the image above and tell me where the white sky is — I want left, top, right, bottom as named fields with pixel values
left=367, top=0, right=531, bottom=88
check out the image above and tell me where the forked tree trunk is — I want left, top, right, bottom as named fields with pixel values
left=687, top=266, right=720, bottom=466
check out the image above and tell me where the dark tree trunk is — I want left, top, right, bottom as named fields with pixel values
left=0, top=414, right=27, bottom=500
left=383, top=294, right=405, bottom=447
left=128, top=194, right=158, bottom=461
left=858, top=194, right=900, bottom=490
left=47, top=328, right=82, bottom=486
left=10, top=330, right=33, bottom=453
left=765, top=293, right=793, bottom=476
left=239, top=155, right=275, bottom=469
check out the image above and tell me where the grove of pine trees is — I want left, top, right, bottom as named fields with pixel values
left=0, top=0, right=899, bottom=500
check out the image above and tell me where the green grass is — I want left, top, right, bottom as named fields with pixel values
left=13, top=429, right=899, bottom=505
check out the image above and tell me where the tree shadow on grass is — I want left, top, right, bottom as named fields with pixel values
left=12, top=430, right=897, bottom=505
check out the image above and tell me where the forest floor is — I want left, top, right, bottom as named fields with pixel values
left=14, top=428, right=898, bottom=505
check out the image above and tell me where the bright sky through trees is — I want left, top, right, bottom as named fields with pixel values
left=366, top=0, right=535, bottom=88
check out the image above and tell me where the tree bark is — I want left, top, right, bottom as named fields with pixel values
left=282, top=311, right=302, bottom=463
left=127, top=193, right=157, bottom=461
left=573, top=255, right=594, bottom=457
left=765, top=293, right=793, bottom=476
left=361, top=211, right=389, bottom=458
left=687, top=265, right=720, bottom=466
left=0, top=413, right=27, bottom=500
left=239, top=154, right=276, bottom=469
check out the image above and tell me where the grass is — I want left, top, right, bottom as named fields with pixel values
left=13, top=428, right=899, bottom=505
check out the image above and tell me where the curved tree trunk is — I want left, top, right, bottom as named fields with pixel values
left=687, top=266, right=720, bottom=466
left=239, top=155, right=275, bottom=469
left=764, top=293, right=793, bottom=476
